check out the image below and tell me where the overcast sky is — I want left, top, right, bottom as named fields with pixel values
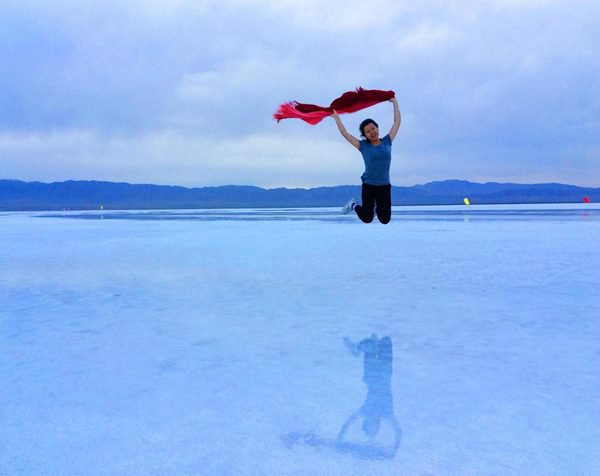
left=1, top=0, right=599, bottom=188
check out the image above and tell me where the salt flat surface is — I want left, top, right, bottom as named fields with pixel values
left=1, top=205, right=600, bottom=475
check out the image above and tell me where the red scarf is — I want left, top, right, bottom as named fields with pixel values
left=274, top=87, right=395, bottom=125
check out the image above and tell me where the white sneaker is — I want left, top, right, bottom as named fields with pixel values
left=342, top=198, right=358, bottom=214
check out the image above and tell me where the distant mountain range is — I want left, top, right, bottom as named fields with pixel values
left=0, top=179, right=598, bottom=210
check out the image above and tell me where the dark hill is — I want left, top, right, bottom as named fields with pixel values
left=0, top=179, right=598, bottom=210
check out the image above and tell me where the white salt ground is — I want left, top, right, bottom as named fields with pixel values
left=1, top=204, right=599, bottom=475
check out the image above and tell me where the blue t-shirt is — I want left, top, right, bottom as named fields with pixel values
left=359, top=134, right=392, bottom=185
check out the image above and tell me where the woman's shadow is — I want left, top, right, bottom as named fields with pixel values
left=282, top=334, right=402, bottom=460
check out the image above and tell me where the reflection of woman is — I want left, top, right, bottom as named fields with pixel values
left=332, top=98, right=401, bottom=224
left=337, top=335, right=402, bottom=454
left=282, top=334, right=401, bottom=459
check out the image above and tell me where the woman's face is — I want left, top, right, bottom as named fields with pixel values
left=363, top=123, right=379, bottom=142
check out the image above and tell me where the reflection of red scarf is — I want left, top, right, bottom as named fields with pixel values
left=274, top=87, right=395, bottom=125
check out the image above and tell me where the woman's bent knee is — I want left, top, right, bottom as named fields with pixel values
left=376, top=208, right=391, bottom=224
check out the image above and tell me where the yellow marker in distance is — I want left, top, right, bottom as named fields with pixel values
left=463, top=197, right=470, bottom=206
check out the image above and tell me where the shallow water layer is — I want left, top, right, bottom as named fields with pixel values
left=1, top=205, right=600, bottom=475
left=37, top=202, right=600, bottom=222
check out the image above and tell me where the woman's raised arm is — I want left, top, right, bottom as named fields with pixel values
left=331, top=110, right=360, bottom=149
left=388, top=97, right=401, bottom=141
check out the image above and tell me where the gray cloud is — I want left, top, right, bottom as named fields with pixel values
left=1, top=0, right=599, bottom=187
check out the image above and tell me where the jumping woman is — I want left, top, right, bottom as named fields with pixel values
left=332, top=97, right=401, bottom=224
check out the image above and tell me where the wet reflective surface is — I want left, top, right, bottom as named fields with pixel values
left=2, top=205, right=600, bottom=474
left=38, top=203, right=600, bottom=222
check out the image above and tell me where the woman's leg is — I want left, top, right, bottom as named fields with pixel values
left=375, top=184, right=392, bottom=224
left=354, top=184, right=376, bottom=223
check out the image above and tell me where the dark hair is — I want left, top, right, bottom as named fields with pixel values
left=359, top=118, right=379, bottom=138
